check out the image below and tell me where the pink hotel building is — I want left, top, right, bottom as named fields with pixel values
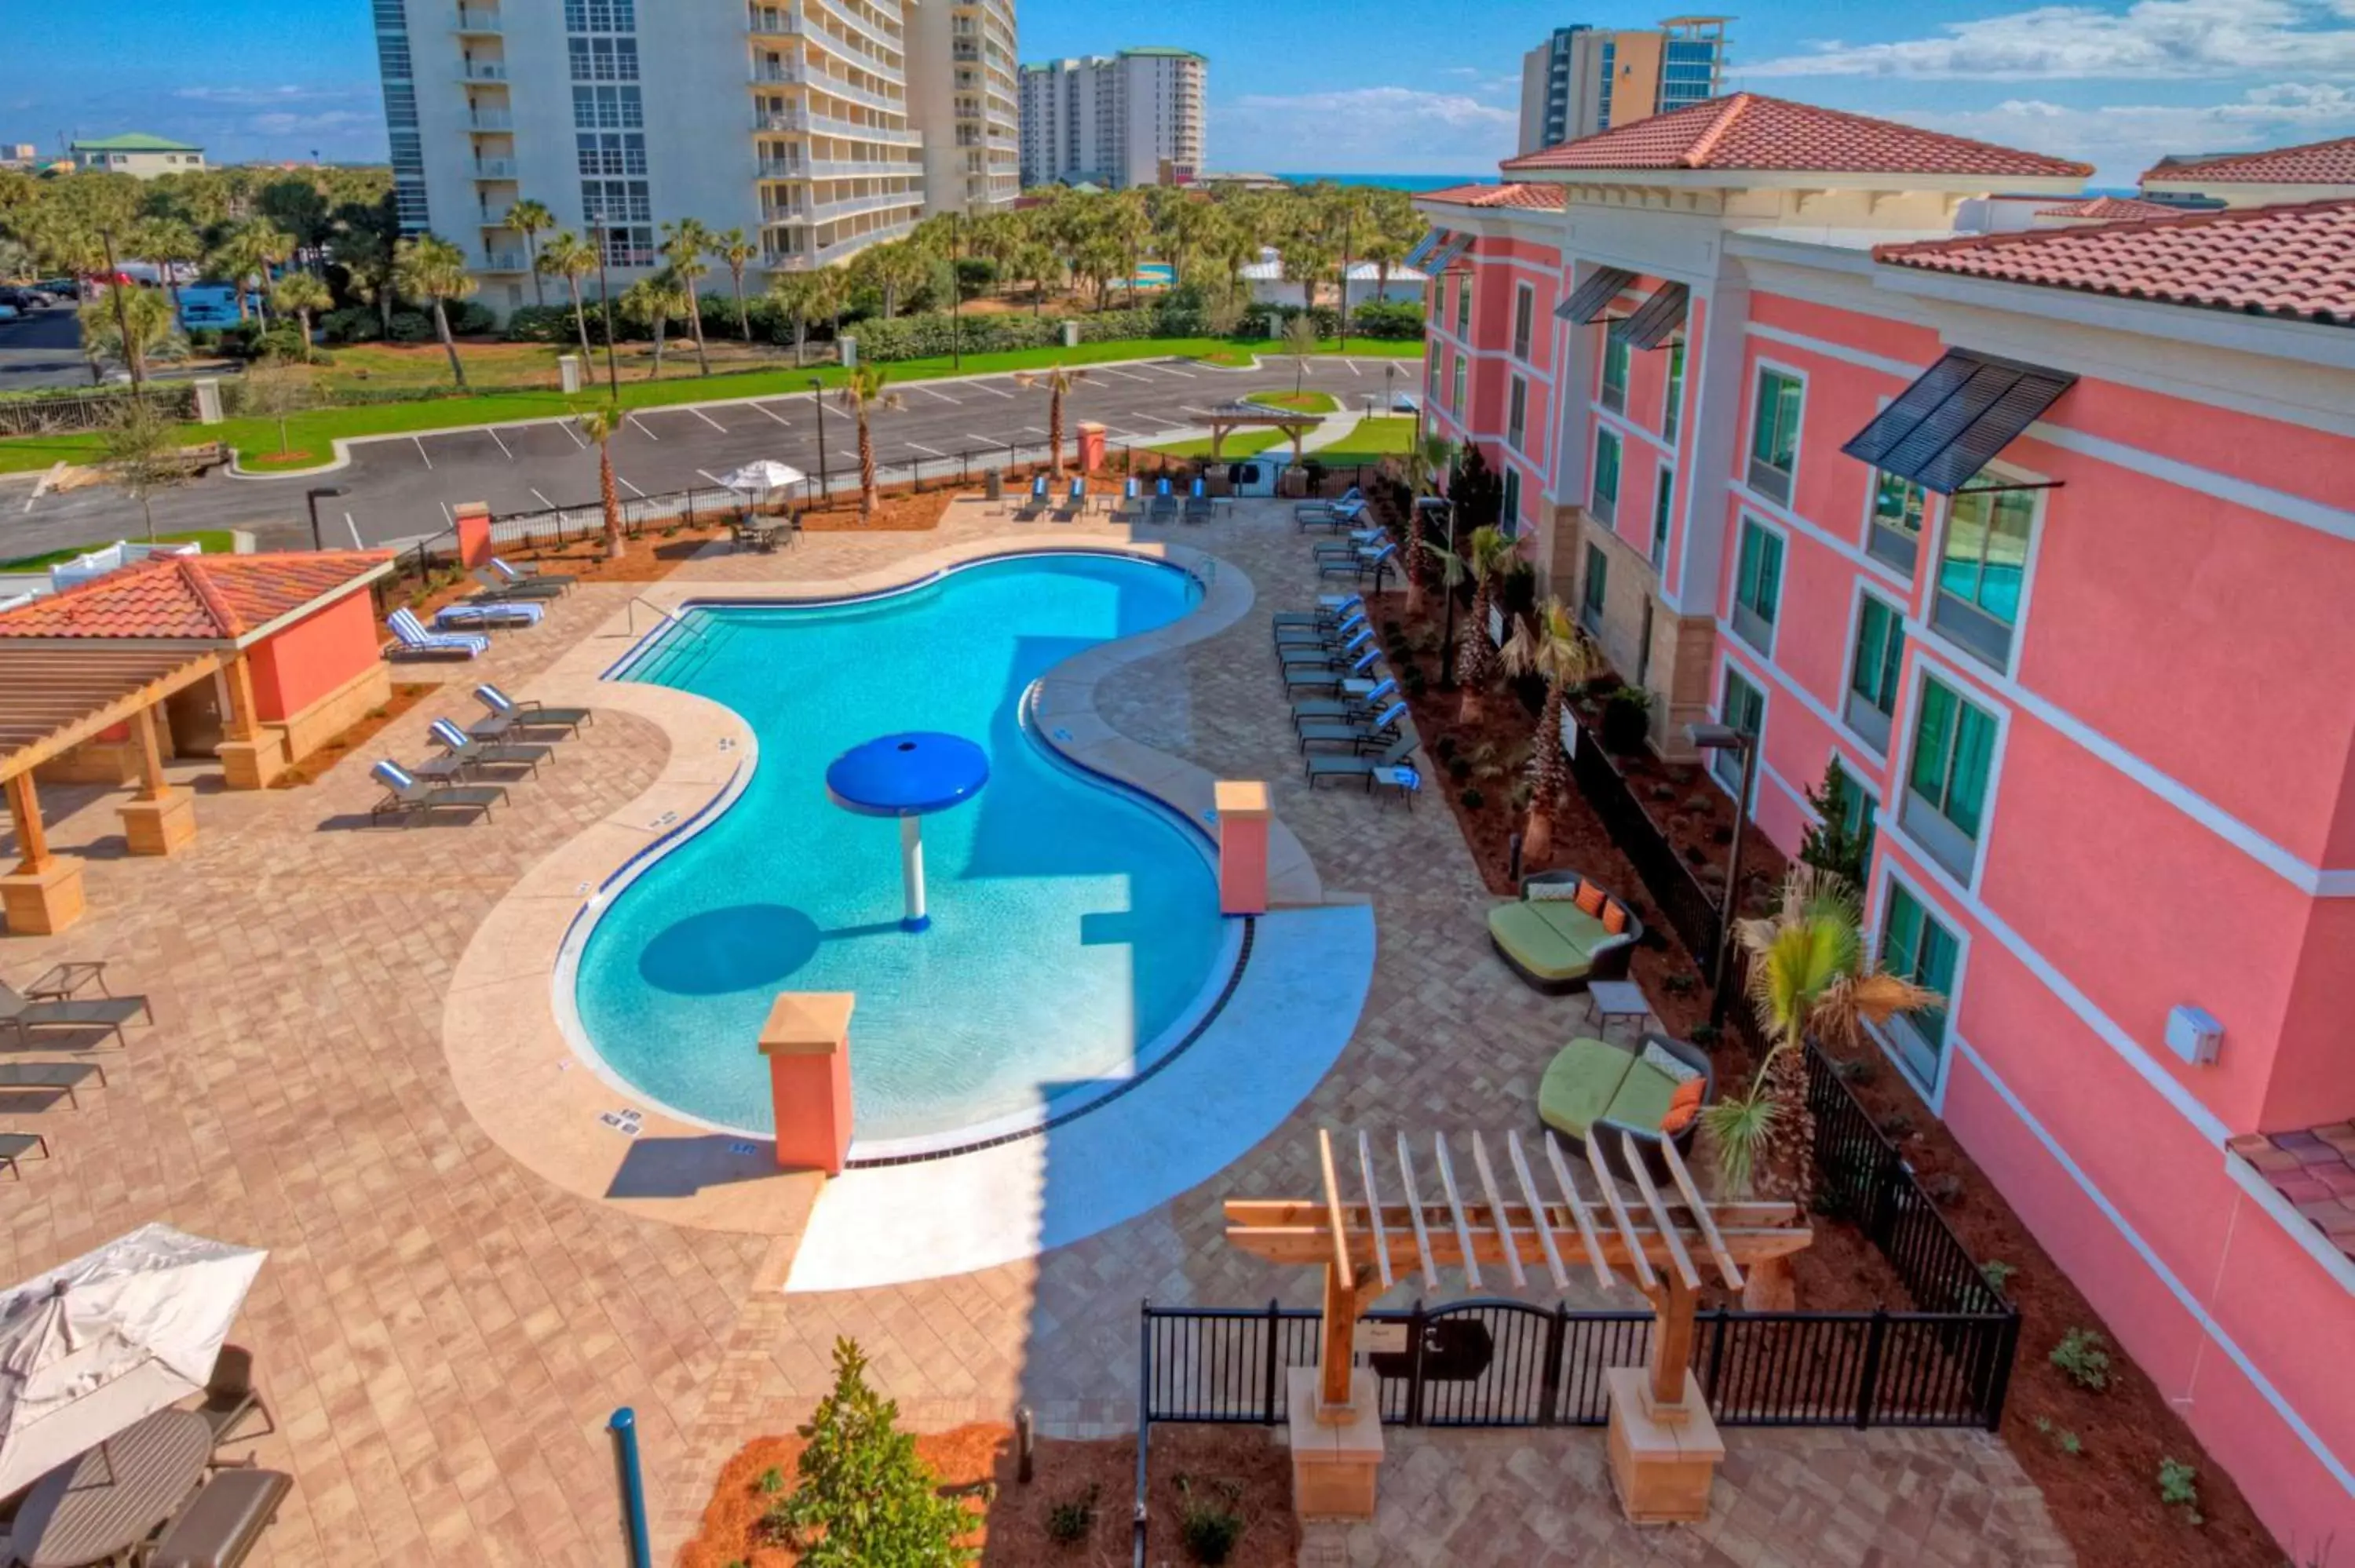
left=1411, top=97, right=2355, bottom=1547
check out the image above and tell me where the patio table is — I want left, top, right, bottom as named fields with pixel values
left=1586, top=979, right=1653, bottom=1041
left=23, top=963, right=108, bottom=1002
left=13, top=1408, right=210, bottom=1568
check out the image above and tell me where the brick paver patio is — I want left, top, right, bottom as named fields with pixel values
left=0, top=496, right=2069, bottom=1564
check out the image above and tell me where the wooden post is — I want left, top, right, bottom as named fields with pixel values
left=222, top=655, right=259, bottom=742
left=132, top=704, right=168, bottom=802
left=216, top=652, right=283, bottom=790
left=119, top=704, right=196, bottom=855
left=1, top=771, right=82, bottom=935
left=1646, top=1274, right=1696, bottom=1413
left=1318, top=1261, right=1357, bottom=1413
left=6, top=772, right=50, bottom=873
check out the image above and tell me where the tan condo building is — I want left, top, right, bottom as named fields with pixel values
left=1017, top=46, right=1203, bottom=190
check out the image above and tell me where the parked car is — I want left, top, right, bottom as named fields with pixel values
left=0, top=286, right=48, bottom=312
left=35, top=278, right=79, bottom=300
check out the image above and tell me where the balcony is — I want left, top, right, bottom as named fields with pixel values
left=756, top=157, right=809, bottom=179
left=801, top=72, right=900, bottom=115
left=472, top=157, right=518, bottom=179
left=806, top=0, right=904, bottom=56
left=479, top=250, right=528, bottom=272
left=459, top=60, right=508, bottom=82
left=466, top=109, right=513, bottom=132
left=756, top=107, right=921, bottom=144
left=453, top=7, right=502, bottom=33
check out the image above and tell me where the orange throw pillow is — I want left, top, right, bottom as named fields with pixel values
left=1669, top=1078, right=1705, bottom=1114
left=1601, top=902, right=1627, bottom=936
left=1573, top=882, right=1607, bottom=917
left=1661, top=1101, right=1700, bottom=1135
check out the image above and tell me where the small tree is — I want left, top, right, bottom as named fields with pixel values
left=244, top=363, right=313, bottom=459
left=779, top=1338, right=972, bottom=1566
left=710, top=225, right=759, bottom=342
left=537, top=230, right=600, bottom=362
left=578, top=405, right=626, bottom=560
left=1282, top=311, right=1319, bottom=396
left=97, top=400, right=190, bottom=542
left=392, top=233, right=478, bottom=389
left=1501, top=597, right=1599, bottom=868
left=270, top=272, right=332, bottom=349
left=837, top=363, right=905, bottom=521
left=1798, top=760, right=1870, bottom=884
left=1433, top=524, right=1517, bottom=722
left=506, top=197, right=553, bottom=307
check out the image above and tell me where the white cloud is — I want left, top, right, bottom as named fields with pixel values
left=1747, top=0, right=2355, bottom=80
left=172, top=85, right=351, bottom=106
left=1221, top=86, right=1517, bottom=173
left=1897, top=83, right=2355, bottom=181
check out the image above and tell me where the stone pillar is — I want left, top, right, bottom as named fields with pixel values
left=1076, top=421, right=1106, bottom=474
left=454, top=501, right=495, bottom=569
left=214, top=654, right=285, bottom=791
left=0, top=771, right=83, bottom=935
left=759, top=993, right=856, bottom=1176
left=1285, top=1368, right=1383, bottom=1521
left=1214, top=781, right=1270, bottom=916
left=1605, top=1277, right=1725, bottom=1523
left=117, top=706, right=195, bottom=857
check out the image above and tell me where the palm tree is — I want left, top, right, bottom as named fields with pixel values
left=1106, top=189, right=1151, bottom=308
left=133, top=218, right=203, bottom=316
left=392, top=232, right=479, bottom=389
left=330, top=194, right=402, bottom=334
left=209, top=219, right=293, bottom=325
left=710, top=226, right=758, bottom=342
left=1444, top=524, right=1517, bottom=723
left=536, top=230, right=599, bottom=361
left=506, top=198, right=553, bottom=307
left=835, top=363, right=905, bottom=522
left=1702, top=868, right=1942, bottom=1210
left=659, top=219, right=713, bottom=374
left=809, top=264, right=849, bottom=348
left=270, top=272, right=331, bottom=349
left=1399, top=432, right=1452, bottom=616
left=620, top=271, right=688, bottom=380
left=1210, top=213, right=1259, bottom=304
left=1011, top=239, right=1057, bottom=317
left=578, top=404, right=627, bottom=560
left=1014, top=364, right=1090, bottom=476
left=1154, top=191, right=1217, bottom=286
left=858, top=241, right=929, bottom=320
left=765, top=270, right=823, bottom=366
left=77, top=286, right=179, bottom=384
left=1500, top=599, right=1600, bottom=868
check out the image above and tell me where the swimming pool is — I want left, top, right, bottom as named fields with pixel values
left=565, top=554, right=1233, bottom=1158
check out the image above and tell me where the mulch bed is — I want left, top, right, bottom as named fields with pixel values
left=268, top=682, right=433, bottom=787
left=797, top=488, right=954, bottom=531
left=681, top=1423, right=1293, bottom=1567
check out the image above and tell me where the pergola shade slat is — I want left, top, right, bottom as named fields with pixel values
left=0, top=648, right=222, bottom=782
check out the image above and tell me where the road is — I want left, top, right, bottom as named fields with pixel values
left=0, top=301, right=90, bottom=392
left=0, top=352, right=1422, bottom=560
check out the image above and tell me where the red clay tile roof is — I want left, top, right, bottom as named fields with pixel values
left=0, top=550, right=392, bottom=640
left=2141, top=135, right=2355, bottom=188
left=1415, top=183, right=1568, bottom=211
left=1502, top=93, right=2092, bottom=181
left=2229, top=1127, right=2355, bottom=1266
left=2036, top=195, right=2185, bottom=221
left=1875, top=199, right=2355, bottom=326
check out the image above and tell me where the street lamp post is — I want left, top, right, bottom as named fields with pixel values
left=304, top=485, right=352, bottom=551
left=1437, top=498, right=1460, bottom=687
left=950, top=209, right=962, bottom=372
left=809, top=376, right=828, bottom=505
left=1687, top=722, right=1759, bottom=1026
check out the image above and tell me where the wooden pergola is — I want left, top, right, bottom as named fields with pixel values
left=0, top=646, right=222, bottom=934
left=1200, top=401, right=1324, bottom=462
left=1225, top=1127, right=1813, bottom=1523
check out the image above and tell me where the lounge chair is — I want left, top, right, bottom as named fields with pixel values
left=367, top=760, right=508, bottom=826
left=1486, top=870, right=1644, bottom=993
left=474, top=684, right=592, bottom=735
left=1318, top=542, right=1394, bottom=581
left=1015, top=475, right=1050, bottom=520
left=433, top=600, right=542, bottom=632
left=1182, top=479, right=1211, bottom=523
left=0, top=1132, right=48, bottom=1180
left=1110, top=476, right=1143, bottom=523
left=1280, top=646, right=1382, bottom=694
left=1272, top=593, right=1360, bottom=631
left=492, top=556, right=575, bottom=592
left=1280, top=627, right=1373, bottom=671
left=1295, top=492, right=1366, bottom=531
left=384, top=607, right=487, bottom=662
left=1312, top=527, right=1386, bottom=558
left=0, top=1060, right=107, bottom=1109
left=426, top=717, right=552, bottom=778
left=196, top=1344, right=273, bottom=1449
left=148, top=1468, right=291, bottom=1568
left=0, top=980, right=152, bottom=1051
left=468, top=568, right=564, bottom=602
left=1305, top=734, right=1416, bottom=789
left=1291, top=675, right=1398, bottom=728
left=1053, top=476, right=1086, bottom=521
left=1274, top=608, right=1366, bottom=647
left=1539, top=1031, right=1711, bottom=1184
left=1299, top=699, right=1409, bottom=753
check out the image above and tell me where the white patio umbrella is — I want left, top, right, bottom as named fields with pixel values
left=0, top=1223, right=268, bottom=1495
left=716, top=459, right=807, bottom=498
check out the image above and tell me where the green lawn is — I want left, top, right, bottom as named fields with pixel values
left=2, top=529, right=238, bottom=571
left=1310, top=416, right=1417, bottom=467
left=1245, top=389, right=1340, bottom=414
left=0, top=335, right=1426, bottom=476
left=1151, top=428, right=1288, bottom=460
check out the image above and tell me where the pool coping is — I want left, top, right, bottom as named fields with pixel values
left=440, top=527, right=1327, bottom=1235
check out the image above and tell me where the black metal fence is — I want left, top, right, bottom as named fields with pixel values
left=1561, top=709, right=1728, bottom=961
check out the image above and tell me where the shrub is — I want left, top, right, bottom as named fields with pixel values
left=1600, top=684, right=1652, bottom=753
left=2032, top=1415, right=2083, bottom=1457
left=317, top=305, right=383, bottom=345
left=503, top=303, right=585, bottom=344
left=447, top=299, right=497, bottom=336
left=1981, top=1258, right=2017, bottom=1293
left=1174, top=1476, right=1244, bottom=1566
left=777, top=1339, right=971, bottom=1566
left=1458, top=787, right=1484, bottom=811
left=1349, top=297, right=1427, bottom=340
left=2050, top=1327, right=2112, bottom=1391
left=2157, top=1457, right=2202, bottom=1522
left=758, top=1465, right=785, bottom=1495
left=385, top=310, right=436, bottom=344
left=1044, top=1484, right=1097, bottom=1546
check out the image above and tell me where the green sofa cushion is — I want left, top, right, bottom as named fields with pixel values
left=1529, top=902, right=1614, bottom=954
left=1603, top=1059, right=1678, bottom=1135
left=1537, top=1037, right=1635, bottom=1139
left=1488, top=901, right=1596, bottom=983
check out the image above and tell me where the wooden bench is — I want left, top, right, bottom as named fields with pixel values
left=148, top=1468, right=291, bottom=1568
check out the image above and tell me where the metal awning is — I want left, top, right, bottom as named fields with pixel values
left=1841, top=348, right=2077, bottom=494
left=1557, top=265, right=1636, bottom=323
left=1610, top=281, right=1689, bottom=350
left=1424, top=234, right=1473, bottom=275
left=0, top=647, right=222, bottom=782
left=1403, top=228, right=1449, bottom=270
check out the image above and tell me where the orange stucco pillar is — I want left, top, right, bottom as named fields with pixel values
left=1077, top=421, right=1106, bottom=474
left=760, top=993, right=856, bottom=1176
left=1215, top=780, right=1272, bottom=916
left=1, top=771, right=82, bottom=935
left=455, top=501, right=494, bottom=568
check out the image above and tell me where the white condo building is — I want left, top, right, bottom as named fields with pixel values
left=374, top=0, right=1017, bottom=315
left=1017, top=47, right=1203, bottom=190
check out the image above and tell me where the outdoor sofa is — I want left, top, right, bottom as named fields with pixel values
left=1486, top=868, right=1643, bottom=993
left=1538, top=1030, right=1713, bottom=1183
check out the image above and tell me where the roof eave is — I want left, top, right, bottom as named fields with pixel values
left=1506, top=167, right=2086, bottom=196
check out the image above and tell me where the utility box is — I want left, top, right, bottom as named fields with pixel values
left=2165, top=1005, right=2223, bottom=1067
left=558, top=354, right=582, bottom=394
left=1061, top=320, right=1080, bottom=348
left=193, top=380, right=223, bottom=425
left=840, top=334, right=858, bottom=369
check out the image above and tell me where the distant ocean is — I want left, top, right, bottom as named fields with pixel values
left=1272, top=173, right=1491, bottom=192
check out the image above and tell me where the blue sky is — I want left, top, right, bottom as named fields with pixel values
left=3, top=1, right=2351, bottom=184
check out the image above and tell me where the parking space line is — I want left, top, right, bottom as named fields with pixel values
left=345, top=512, right=364, bottom=550
left=412, top=436, right=434, bottom=469
left=1345, top=359, right=1363, bottom=376
left=530, top=487, right=557, bottom=509
left=965, top=379, right=1015, bottom=399
left=1017, top=425, right=1046, bottom=436
left=487, top=426, right=514, bottom=459
left=560, top=419, right=587, bottom=448
left=1093, top=366, right=1151, bottom=384
left=618, top=476, right=648, bottom=498
left=1147, top=362, right=1196, bottom=378
left=904, top=440, right=946, bottom=457
left=918, top=385, right=961, bottom=405
left=750, top=401, right=792, bottom=426
left=968, top=432, right=1008, bottom=449
left=688, top=407, right=727, bottom=432
left=627, top=414, right=660, bottom=440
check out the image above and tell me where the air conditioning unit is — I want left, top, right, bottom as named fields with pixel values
left=2164, top=1005, right=2223, bottom=1067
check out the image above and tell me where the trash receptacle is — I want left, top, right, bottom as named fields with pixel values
left=984, top=469, right=1003, bottom=504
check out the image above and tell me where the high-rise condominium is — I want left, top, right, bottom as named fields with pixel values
left=1517, top=16, right=1727, bottom=154
left=1017, top=47, right=1203, bottom=190
left=374, top=0, right=1018, bottom=317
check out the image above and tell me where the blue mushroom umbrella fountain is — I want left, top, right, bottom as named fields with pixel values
left=823, top=731, right=991, bottom=932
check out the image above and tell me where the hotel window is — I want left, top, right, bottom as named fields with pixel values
left=1581, top=542, right=1608, bottom=634
left=1502, top=467, right=1521, bottom=534
left=1868, top=470, right=1927, bottom=574
left=1831, top=758, right=1879, bottom=872
left=1730, top=517, right=1782, bottom=653
left=1712, top=666, right=1763, bottom=796
left=1663, top=340, right=1684, bottom=443
left=1512, top=284, right=1534, bottom=361
left=1591, top=428, right=1621, bottom=525
left=1450, top=356, right=1465, bottom=418
left=1878, top=881, right=1957, bottom=1088
left=1506, top=377, right=1527, bottom=451
left=1843, top=593, right=1905, bottom=753
left=574, top=85, right=644, bottom=129
left=1600, top=332, right=1629, bottom=414
left=1650, top=465, right=1674, bottom=567
left=1903, top=673, right=1996, bottom=884
left=1454, top=275, right=1471, bottom=338
left=1747, top=367, right=1802, bottom=505
left=568, top=36, right=640, bottom=81
left=1933, top=486, right=2034, bottom=670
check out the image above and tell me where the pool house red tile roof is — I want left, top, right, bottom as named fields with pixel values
left=1501, top=93, right=2093, bottom=181
left=2141, top=135, right=2355, bottom=188
left=1415, top=183, right=1568, bottom=211
left=2036, top=195, right=2185, bottom=222
left=1875, top=199, right=2355, bottom=327
left=0, top=550, right=393, bottom=642
left=2229, top=1127, right=2355, bottom=1265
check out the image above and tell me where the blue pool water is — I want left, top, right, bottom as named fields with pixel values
left=569, top=555, right=1228, bottom=1151
left=1130, top=262, right=1176, bottom=288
